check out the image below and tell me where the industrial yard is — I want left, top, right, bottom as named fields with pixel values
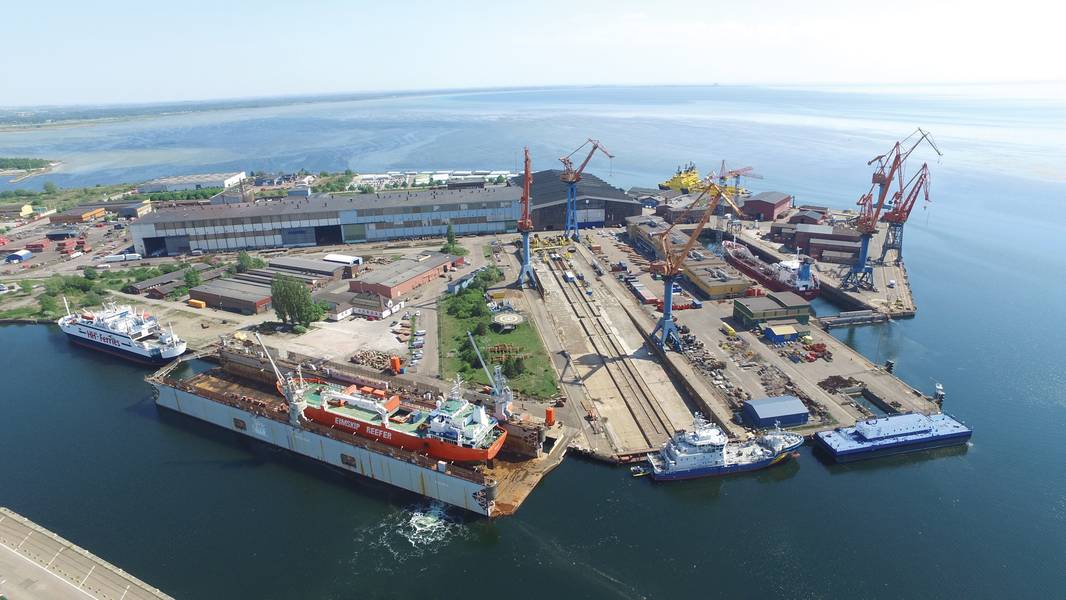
left=0, top=133, right=960, bottom=522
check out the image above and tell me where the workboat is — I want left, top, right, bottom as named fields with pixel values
left=722, top=240, right=819, bottom=299
left=814, top=413, right=971, bottom=463
left=290, top=374, right=508, bottom=463
left=57, top=299, right=186, bottom=364
left=632, top=413, right=804, bottom=480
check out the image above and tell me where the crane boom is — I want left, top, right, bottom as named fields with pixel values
left=654, top=178, right=741, bottom=275
left=560, top=138, right=614, bottom=183
left=884, top=163, right=930, bottom=224
left=517, top=147, right=533, bottom=231
left=466, top=331, right=498, bottom=394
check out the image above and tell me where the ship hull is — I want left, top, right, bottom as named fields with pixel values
left=649, top=450, right=796, bottom=481
left=152, top=382, right=496, bottom=515
left=65, top=331, right=183, bottom=365
left=724, top=252, right=820, bottom=300
left=302, top=406, right=508, bottom=463
left=814, top=430, right=971, bottom=463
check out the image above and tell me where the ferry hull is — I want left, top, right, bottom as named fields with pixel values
left=65, top=332, right=181, bottom=365
left=815, top=431, right=971, bottom=463
left=650, top=450, right=796, bottom=481
left=152, top=383, right=496, bottom=516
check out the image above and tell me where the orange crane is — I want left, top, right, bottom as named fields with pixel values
left=878, top=162, right=932, bottom=264
left=516, top=147, right=536, bottom=287
left=650, top=177, right=743, bottom=350
left=841, top=129, right=940, bottom=290
left=559, top=138, right=613, bottom=240
left=711, top=162, right=763, bottom=251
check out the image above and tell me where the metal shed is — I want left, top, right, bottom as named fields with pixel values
left=742, top=396, right=809, bottom=428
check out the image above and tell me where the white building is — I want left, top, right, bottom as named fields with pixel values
left=140, top=172, right=247, bottom=193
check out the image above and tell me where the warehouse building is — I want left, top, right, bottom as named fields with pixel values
left=349, top=252, right=461, bottom=299
left=682, top=258, right=751, bottom=299
left=126, top=263, right=220, bottom=294
left=140, top=172, right=247, bottom=193
left=267, top=257, right=347, bottom=280
left=130, top=185, right=521, bottom=256
left=314, top=291, right=404, bottom=321
left=625, top=214, right=689, bottom=259
left=740, top=192, right=793, bottom=221
left=0, top=203, right=34, bottom=219
left=50, top=206, right=106, bottom=224
left=75, top=199, right=153, bottom=219
left=522, top=170, right=642, bottom=230
left=742, top=396, right=809, bottom=428
left=732, top=291, right=813, bottom=328
left=189, top=279, right=272, bottom=314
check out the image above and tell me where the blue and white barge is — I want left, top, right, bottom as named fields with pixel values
left=814, top=413, right=971, bottom=463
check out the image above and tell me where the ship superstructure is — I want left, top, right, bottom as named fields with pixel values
left=634, top=413, right=804, bottom=480
left=57, top=299, right=186, bottom=364
left=723, top=240, right=819, bottom=299
left=814, top=413, right=971, bottom=462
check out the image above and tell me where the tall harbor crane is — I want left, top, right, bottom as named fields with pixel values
left=878, top=162, right=932, bottom=265
left=466, top=331, right=514, bottom=420
left=516, top=147, right=536, bottom=288
left=841, top=129, right=941, bottom=290
left=559, top=138, right=613, bottom=241
left=650, top=177, right=742, bottom=350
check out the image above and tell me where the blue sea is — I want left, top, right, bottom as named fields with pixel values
left=1, top=85, right=1065, bottom=599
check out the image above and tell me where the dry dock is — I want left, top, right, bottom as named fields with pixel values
left=0, top=508, right=172, bottom=600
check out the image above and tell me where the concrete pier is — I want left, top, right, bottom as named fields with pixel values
left=0, top=508, right=172, bottom=600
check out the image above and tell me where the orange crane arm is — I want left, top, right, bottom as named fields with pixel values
left=659, top=178, right=742, bottom=272
left=518, top=147, right=533, bottom=231
left=560, top=138, right=614, bottom=182
left=884, top=163, right=930, bottom=224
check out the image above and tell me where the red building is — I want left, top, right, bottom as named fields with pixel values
left=349, top=253, right=462, bottom=299
left=741, top=192, right=793, bottom=221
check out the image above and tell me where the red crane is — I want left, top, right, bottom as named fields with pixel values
left=560, top=139, right=613, bottom=240
left=516, top=147, right=535, bottom=287
left=842, top=129, right=941, bottom=289
left=878, top=162, right=932, bottom=263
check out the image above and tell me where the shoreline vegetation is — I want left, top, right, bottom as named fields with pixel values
left=1, top=158, right=61, bottom=182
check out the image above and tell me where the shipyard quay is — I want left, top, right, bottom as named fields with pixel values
left=130, top=185, right=522, bottom=256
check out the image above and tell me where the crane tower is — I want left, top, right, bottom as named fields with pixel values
left=559, top=138, right=613, bottom=241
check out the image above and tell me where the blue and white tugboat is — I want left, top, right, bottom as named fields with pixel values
left=632, top=412, right=804, bottom=480
left=58, top=298, right=186, bottom=364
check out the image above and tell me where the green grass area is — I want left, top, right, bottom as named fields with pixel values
left=0, top=182, right=136, bottom=212
left=438, top=269, right=557, bottom=399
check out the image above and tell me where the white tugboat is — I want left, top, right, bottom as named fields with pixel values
left=633, top=413, right=804, bottom=480
left=57, top=298, right=186, bottom=364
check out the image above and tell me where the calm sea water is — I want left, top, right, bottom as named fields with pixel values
left=1, top=86, right=1065, bottom=599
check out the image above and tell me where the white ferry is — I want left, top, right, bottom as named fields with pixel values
left=57, top=299, right=186, bottom=364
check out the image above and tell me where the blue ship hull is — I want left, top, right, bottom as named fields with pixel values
left=815, top=430, right=971, bottom=463
left=66, top=333, right=171, bottom=365
left=649, top=451, right=794, bottom=481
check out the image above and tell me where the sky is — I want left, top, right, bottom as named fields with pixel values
left=1, top=0, right=1064, bottom=107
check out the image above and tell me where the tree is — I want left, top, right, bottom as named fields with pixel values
left=446, top=222, right=456, bottom=248
left=83, top=267, right=98, bottom=280
left=271, top=274, right=324, bottom=327
left=183, top=268, right=202, bottom=288
left=43, top=182, right=58, bottom=194
left=19, top=281, right=33, bottom=295
left=38, top=295, right=59, bottom=315
left=237, top=250, right=264, bottom=273
left=474, top=321, right=488, bottom=336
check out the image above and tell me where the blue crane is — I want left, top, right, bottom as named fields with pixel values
left=559, top=138, right=613, bottom=241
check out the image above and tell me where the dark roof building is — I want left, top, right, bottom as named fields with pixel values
left=732, top=291, right=813, bottom=328
left=189, top=279, right=272, bottom=314
left=742, top=396, right=810, bottom=428
left=518, top=170, right=641, bottom=231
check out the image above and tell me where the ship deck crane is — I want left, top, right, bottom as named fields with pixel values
left=559, top=138, right=613, bottom=241
left=841, top=129, right=940, bottom=291
left=466, top=331, right=514, bottom=420
left=516, top=147, right=536, bottom=288
left=878, top=162, right=933, bottom=264
left=650, top=178, right=743, bottom=350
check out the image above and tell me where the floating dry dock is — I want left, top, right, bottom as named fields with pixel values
left=147, top=339, right=568, bottom=517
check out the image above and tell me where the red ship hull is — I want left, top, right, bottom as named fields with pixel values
left=724, top=252, right=820, bottom=300
left=302, top=405, right=507, bottom=463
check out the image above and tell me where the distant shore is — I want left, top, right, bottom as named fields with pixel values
left=1, top=161, right=62, bottom=182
